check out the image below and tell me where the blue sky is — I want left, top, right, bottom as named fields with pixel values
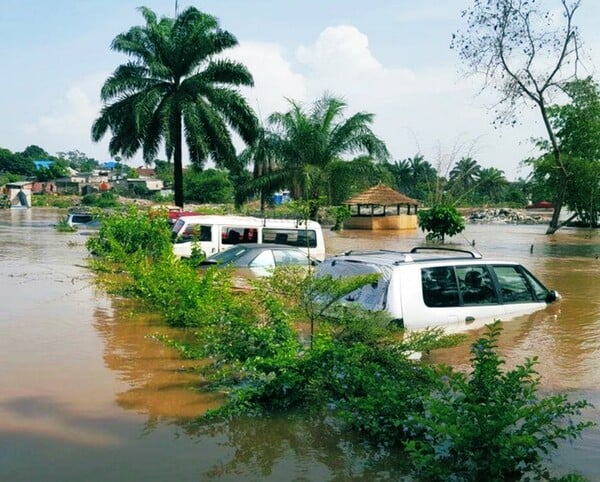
left=2, top=1, right=600, bottom=180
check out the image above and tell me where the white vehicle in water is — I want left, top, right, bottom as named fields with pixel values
left=316, top=247, right=560, bottom=331
left=171, top=215, right=326, bottom=260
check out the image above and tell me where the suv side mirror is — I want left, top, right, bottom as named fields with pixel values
left=545, top=290, right=560, bottom=303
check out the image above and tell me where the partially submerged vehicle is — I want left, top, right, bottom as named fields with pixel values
left=199, top=243, right=318, bottom=291
left=315, top=247, right=560, bottom=331
left=66, top=208, right=100, bottom=228
left=171, top=215, right=325, bottom=260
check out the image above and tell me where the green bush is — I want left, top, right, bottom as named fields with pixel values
left=418, top=204, right=465, bottom=242
left=54, top=215, right=77, bottom=232
left=404, top=322, right=594, bottom=481
left=81, top=191, right=119, bottom=208
left=86, top=205, right=172, bottom=262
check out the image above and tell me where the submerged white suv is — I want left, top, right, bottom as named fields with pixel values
left=316, top=247, right=560, bottom=331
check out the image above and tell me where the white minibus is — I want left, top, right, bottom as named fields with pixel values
left=171, top=215, right=326, bottom=260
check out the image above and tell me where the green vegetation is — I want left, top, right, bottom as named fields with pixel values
left=242, top=94, right=389, bottom=218
left=184, top=168, right=234, bottom=204
left=405, top=322, right=594, bottom=481
left=529, top=78, right=600, bottom=228
left=418, top=204, right=465, bottom=242
left=31, top=194, right=75, bottom=208
left=86, top=207, right=593, bottom=481
left=54, top=216, right=77, bottom=232
left=81, top=191, right=120, bottom=208
left=1, top=3, right=598, bottom=236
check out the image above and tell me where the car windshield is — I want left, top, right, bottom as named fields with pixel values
left=206, top=246, right=249, bottom=265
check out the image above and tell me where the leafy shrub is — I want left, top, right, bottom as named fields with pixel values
left=86, top=205, right=172, bottom=262
left=54, top=215, right=77, bottom=232
left=404, top=322, right=594, bottom=481
left=31, top=194, right=79, bottom=208
left=81, top=191, right=119, bottom=208
left=85, top=213, right=593, bottom=480
left=327, top=205, right=352, bottom=231
left=418, top=204, right=465, bottom=242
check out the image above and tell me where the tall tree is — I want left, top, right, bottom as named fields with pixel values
left=402, top=154, right=439, bottom=202
left=475, top=167, right=509, bottom=203
left=531, top=77, right=600, bottom=225
left=448, top=157, right=482, bottom=196
left=265, top=94, right=389, bottom=214
left=452, top=0, right=582, bottom=234
left=238, top=126, right=282, bottom=211
left=92, top=6, right=258, bottom=207
left=327, top=156, right=392, bottom=205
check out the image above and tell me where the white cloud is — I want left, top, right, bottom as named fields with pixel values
left=297, top=25, right=382, bottom=76
left=21, top=73, right=114, bottom=161
left=229, top=41, right=307, bottom=120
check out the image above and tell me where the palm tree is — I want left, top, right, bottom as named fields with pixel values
left=265, top=94, right=389, bottom=212
left=387, top=159, right=412, bottom=194
left=91, top=6, right=258, bottom=208
left=476, top=167, right=509, bottom=203
left=449, top=157, right=482, bottom=193
left=238, top=126, right=282, bottom=211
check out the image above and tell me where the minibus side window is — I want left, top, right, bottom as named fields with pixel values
left=263, top=228, right=317, bottom=248
left=177, top=224, right=211, bottom=243
left=221, top=227, right=257, bottom=245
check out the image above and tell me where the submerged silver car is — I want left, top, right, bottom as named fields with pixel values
left=316, top=247, right=560, bottom=331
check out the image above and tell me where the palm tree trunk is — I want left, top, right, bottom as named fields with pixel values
left=173, top=113, right=184, bottom=208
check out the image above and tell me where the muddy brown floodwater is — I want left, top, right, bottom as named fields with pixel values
left=1, top=208, right=599, bottom=481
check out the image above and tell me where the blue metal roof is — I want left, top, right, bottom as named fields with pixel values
left=33, top=159, right=54, bottom=170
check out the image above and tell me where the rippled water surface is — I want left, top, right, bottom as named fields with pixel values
left=1, top=208, right=599, bottom=480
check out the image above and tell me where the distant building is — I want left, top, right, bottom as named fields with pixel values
left=136, top=166, right=156, bottom=177
left=33, top=159, right=55, bottom=170
left=273, top=190, right=291, bottom=205
left=3, top=181, right=33, bottom=208
left=100, top=161, right=119, bottom=170
left=122, top=178, right=164, bottom=192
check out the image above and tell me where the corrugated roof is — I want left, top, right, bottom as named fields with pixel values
left=345, top=184, right=419, bottom=206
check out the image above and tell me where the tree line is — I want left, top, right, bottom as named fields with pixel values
left=4, top=2, right=600, bottom=230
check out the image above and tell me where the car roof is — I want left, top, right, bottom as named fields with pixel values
left=325, top=247, right=516, bottom=268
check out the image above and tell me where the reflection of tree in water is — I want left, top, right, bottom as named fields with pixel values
left=92, top=298, right=223, bottom=421
left=179, top=413, right=409, bottom=480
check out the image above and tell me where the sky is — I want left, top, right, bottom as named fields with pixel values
left=2, top=1, right=600, bottom=181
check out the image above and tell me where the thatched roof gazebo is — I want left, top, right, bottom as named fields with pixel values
left=344, top=184, right=419, bottom=230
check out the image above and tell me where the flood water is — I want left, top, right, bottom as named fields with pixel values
left=1, top=208, right=599, bottom=481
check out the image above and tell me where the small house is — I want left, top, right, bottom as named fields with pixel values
left=3, top=181, right=33, bottom=208
left=344, top=184, right=419, bottom=230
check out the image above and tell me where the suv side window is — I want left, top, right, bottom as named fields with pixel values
left=493, top=265, right=535, bottom=303
left=421, top=266, right=460, bottom=307
left=455, top=265, right=498, bottom=305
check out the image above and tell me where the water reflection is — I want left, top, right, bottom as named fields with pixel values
left=179, top=413, right=408, bottom=481
left=93, top=298, right=223, bottom=420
